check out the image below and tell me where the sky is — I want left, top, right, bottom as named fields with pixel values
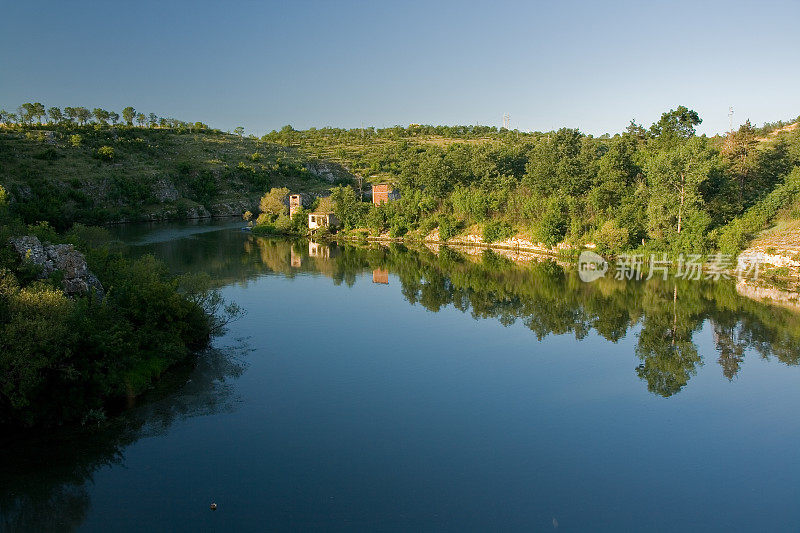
left=1, top=0, right=799, bottom=137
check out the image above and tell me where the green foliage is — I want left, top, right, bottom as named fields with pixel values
left=259, top=187, right=289, bottom=219
left=482, top=220, right=514, bottom=243
left=437, top=214, right=460, bottom=241
left=97, top=146, right=115, bottom=161
left=0, top=238, right=230, bottom=427
left=330, top=185, right=367, bottom=229
left=594, top=220, right=629, bottom=254
left=69, top=134, right=82, bottom=147
left=718, top=167, right=800, bottom=255
left=537, top=195, right=569, bottom=246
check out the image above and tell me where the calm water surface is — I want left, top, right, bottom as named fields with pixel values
left=3, top=220, right=800, bottom=532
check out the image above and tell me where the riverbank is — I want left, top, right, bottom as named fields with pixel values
left=333, top=229, right=800, bottom=309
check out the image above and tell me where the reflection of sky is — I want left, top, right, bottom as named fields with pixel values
left=78, top=270, right=800, bottom=532
left=8, top=223, right=800, bottom=532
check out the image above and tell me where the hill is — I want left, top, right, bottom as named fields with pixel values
left=0, top=124, right=352, bottom=229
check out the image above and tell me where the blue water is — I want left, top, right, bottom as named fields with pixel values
left=3, top=223, right=800, bottom=532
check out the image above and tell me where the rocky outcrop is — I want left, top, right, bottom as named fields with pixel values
left=304, top=160, right=353, bottom=183
left=207, top=198, right=259, bottom=217
left=9, top=236, right=104, bottom=298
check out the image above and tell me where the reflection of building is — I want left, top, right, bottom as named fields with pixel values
left=372, top=268, right=389, bottom=284
left=308, top=212, right=339, bottom=230
left=289, top=194, right=303, bottom=217
left=308, top=241, right=330, bottom=259
left=290, top=247, right=302, bottom=267
left=371, top=184, right=400, bottom=205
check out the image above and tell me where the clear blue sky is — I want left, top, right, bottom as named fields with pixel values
left=2, top=0, right=798, bottom=136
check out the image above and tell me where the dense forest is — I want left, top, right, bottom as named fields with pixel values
left=263, top=108, right=800, bottom=256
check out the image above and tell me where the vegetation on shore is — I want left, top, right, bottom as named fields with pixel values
left=0, top=187, right=239, bottom=428
left=265, top=110, right=800, bottom=257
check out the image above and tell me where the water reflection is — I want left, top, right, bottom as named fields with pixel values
left=127, top=231, right=800, bottom=397
left=225, top=236, right=799, bottom=398
left=5, top=226, right=800, bottom=531
left=0, top=345, right=247, bottom=532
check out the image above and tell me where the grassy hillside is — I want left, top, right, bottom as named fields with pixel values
left=0, top=124, right=349, bottom=229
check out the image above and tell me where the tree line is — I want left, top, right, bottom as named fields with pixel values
left=265, top=107, right=800, bottom=255
left=0, top=102, right=209, bottom=130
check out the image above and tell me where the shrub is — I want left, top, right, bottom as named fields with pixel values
left=482, top=220, right=514, bottom=243
left=537, top=196, right=569, bottom=246
left=389, top=223, right=408, bottom=238
left=437, top=214, right=460, bottom=241
left=718, top=167, right=800, bottom=255
left=419, top=217, right=438, bottom=236
left=97, top=146, right=115, bottom=161
left=69, top=134, right=82, bottom=147
left=594, top=220, right=629, bottom=254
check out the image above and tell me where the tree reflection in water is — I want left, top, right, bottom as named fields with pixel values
left=234, top=236, right=800, bottom=398
left=0, top=344, right=247, bottom=532
left=7, top=230, right=799, bottom=530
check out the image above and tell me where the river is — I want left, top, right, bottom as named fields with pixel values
left=2, top=220, right=800, bottom=531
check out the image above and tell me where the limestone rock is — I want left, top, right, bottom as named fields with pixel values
left=8, top=236, right=104, bottom=298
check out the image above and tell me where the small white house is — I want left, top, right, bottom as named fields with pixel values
left=308, top=212, right=339, bottom=230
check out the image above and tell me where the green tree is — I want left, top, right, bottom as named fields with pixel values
left=258, top=187, right=290, bottom=219
left=537, top=195, right=569, bottom=246
left=64, top=107, right=78, bottom=124
left=523, top=128, right=590, bottom=196
left=92, top=108, right=110, bottom=124
left=108, top=111, right=120, bottom=125
left=234, top=126, right=245, bottom=137
left=330, top=185, right=366, bottom=228
left=122, top=106, right=135, bottom=125
left=148, top=113, right=158, bottom=127
left=649, top=106, right=702, bottom=141
left=135, top=113, right=147, bottom=127
left=75, top=107, right=91, bottom=125
left=23, top=102, right=46, bottom=124
left=47, top=107, right=63, bottom=124
left=643, top=136, right=715, bottom=244
left=19, top=104, right=34, bottom=125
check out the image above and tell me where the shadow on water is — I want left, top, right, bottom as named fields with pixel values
left=0, top=343, right=248, bottom=532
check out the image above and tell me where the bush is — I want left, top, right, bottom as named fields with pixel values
left=594, top=220, right=629, bottom=254
left=69, top=134, right=82, bottom=147
left=97, top=146, right=115, bottom=161
left=389, top=224, right=408, bottom=238
left=0, top=246, right=226, bottom=427
left=482, top=220, right=514, bottom=243
left=437, top=214, right=460, bottom=241
left=418, top=217, right=438, bottom=236
left=537, top=196, right=569, bottom=246
left=718, top=167, right=800, bottom=255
